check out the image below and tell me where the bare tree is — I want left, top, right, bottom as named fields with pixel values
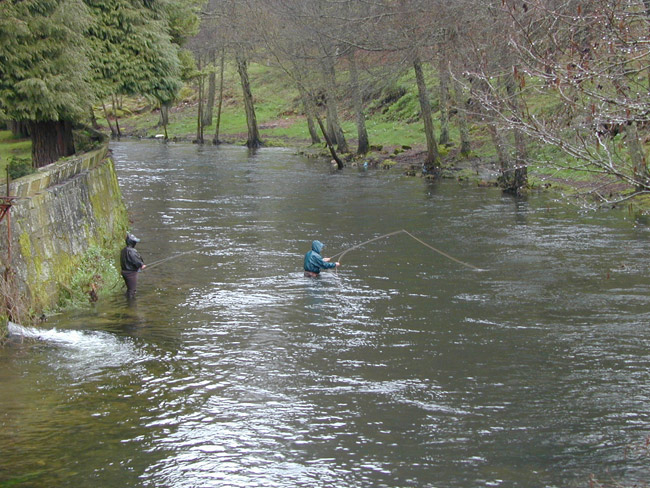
left=197, top=0, right=263, bottom=148
left=348, top=49, right=369, bottom=155
left=478, top=0, right=650, bottom=202
left=213, top=48, right=226, bottom=144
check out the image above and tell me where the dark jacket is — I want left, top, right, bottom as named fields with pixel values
left=304, top=240, right=336, bottom=274
left=120, top=234, right=145, bottom=272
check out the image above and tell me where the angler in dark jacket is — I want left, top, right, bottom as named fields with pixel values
left=120, top=233, right=146, bottom=298
left=304, top=240, right=339, bottom=277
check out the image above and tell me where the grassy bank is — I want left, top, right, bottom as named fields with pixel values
left=0, top=131, right=31, bottom=179
left=92, top=63, right=648, bottom=214
left=2, top=62, right=648, bottom=214
left=96, top=63, right=496, bottom=170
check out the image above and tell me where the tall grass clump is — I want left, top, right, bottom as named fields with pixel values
left=58, top=245, right=121, bottom=308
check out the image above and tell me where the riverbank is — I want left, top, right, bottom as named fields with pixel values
left=86, top=56, right=646, bottom=215
left=0, top=143, right=129, bottom=333
left=107, top=100, right=649, bottom=215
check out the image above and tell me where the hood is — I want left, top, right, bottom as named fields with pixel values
left=311, top=240, right=324, bottom=254
left=126, top=233, right=141, bottom=247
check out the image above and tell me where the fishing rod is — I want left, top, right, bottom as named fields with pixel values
left=109, top=244, right=211, bottom=291
left=329, top=229, right=482, bottom=271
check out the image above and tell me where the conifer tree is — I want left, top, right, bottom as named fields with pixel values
left=0, top=0, right=184, bottom=166
left=0, top=0, right=93, bottom=166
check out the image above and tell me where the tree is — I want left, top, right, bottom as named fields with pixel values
left=348, top=49, right=369, bottom=155
left=249, top=0, right=345, bottom=165
left=0, top=0, right=93, bottom=167
left=87, top=0, right=183, bottom=138
left=482, top=0, right=650, bottom=201
left=200, top=0, right=263, bottom=149
left=236, top=54, right=262, bottom=148
left=0, top=0, right=185, bottom=166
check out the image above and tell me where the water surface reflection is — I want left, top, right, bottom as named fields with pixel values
left=1, top=141, right=648, bottom=488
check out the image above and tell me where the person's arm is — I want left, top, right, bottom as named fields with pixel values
left=129, top=248, right=145, bottom=271
left=320, top=257, right=339, bottom=269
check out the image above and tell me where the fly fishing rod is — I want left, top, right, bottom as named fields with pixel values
left=329, top=229, right=481, bottom=271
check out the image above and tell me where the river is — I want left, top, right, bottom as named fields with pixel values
left=1, top=140, right=649, bottom=488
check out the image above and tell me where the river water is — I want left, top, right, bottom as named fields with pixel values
left=1, top=140, right=649, bottom=488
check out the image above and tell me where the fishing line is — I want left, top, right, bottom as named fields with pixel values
left=110, top=244, right=212, bottom=290
left=329, top=230, right=405, bottom=263
left=144, top=244, right=211, bottom=270
left=330, top=229, right=481, bottom=271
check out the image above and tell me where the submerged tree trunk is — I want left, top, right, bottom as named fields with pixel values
left=349, top=50, right=369, bottom=155
left=213, top=49, right=225, bottom=145
left=413, top=55, right=441, bottom=173
left=236, top=55, right=262, bottom=148
left=30, top=120, right=75, bottom=168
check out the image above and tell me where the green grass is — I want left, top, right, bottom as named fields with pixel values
left=0, top=131, right=31, bottom=178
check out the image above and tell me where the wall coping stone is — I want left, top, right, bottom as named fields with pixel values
left=9, top=145, right=109, bottom=198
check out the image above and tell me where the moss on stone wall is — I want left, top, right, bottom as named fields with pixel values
left=0, top=146, right=129, bottom=318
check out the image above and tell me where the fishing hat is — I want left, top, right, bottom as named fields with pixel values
left=126, top=232, right=141, bottom=244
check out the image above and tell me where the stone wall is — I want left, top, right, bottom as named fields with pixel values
left=0, top=145, right=129, bottom=311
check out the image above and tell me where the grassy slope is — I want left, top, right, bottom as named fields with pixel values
left=2, top=62, right=648, bottom=213
left=102, top=63, right=495, bottom=163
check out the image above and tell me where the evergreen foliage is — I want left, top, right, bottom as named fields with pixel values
left=0, top=0, right=186, bottom=166
left=86, top=0, right=182, bottom=104
left=0, top=0, right=93, bottom=123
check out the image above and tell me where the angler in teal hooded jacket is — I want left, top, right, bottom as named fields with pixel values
left=304, top=240, right=340, bottom=276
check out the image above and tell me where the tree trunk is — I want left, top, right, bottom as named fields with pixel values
left=9, top=121, right=30, bottom=138
left=89, top=107, right=100, bottom=130
left=489, top=123, right=508, bottom=170
left=413, top=55, right=441, bottom=172
left=322, top=57, right=349, bottom=153
left=501, top=74, right=528, bottom=194
left=627, top=122, right=650, bottom=192
left=213, top=49, right=225, bottom=145
left=102, top=101, right=117, bottom=138
left=160, top=102, right=170, bottom=140
left=438, top=52, right=450, bottom=146
left=202, top=49, right=216, bottom=127
left=111, top=95, right=121, bottom=138
left=236, top=55, right=262, bottom=148
left=30, top=120, right=75, bottom=168
left=452, top=76, right=471, bottom=156
left=196, top=56, right=205, bottom=144
left=315, top=112, right=344, bottom=169
left=299, top=86, right=320, bottom=144
left=349, top=50, right=369, bottom=155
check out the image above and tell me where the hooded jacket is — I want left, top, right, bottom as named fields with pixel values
left=120, top=234, right=145, bottom=272
left=304, top=240, right=336, bottom=274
